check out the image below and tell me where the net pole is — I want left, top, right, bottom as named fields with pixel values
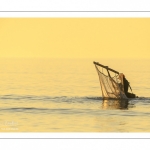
left=93, top=62, right=119, bottom=75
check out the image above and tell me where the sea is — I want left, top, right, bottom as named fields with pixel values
left=0, top=58, right=150, bottom=132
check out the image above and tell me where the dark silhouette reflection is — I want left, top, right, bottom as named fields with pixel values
left=102, top=99, right=129, bottom=110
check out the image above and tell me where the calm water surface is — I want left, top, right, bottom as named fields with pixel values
left=0, top=58, right=150, bottom=132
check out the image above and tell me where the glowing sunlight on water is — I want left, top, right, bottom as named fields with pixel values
left=0, top=58, right=150, bottom=132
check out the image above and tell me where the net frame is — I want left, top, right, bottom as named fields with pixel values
left=94, top=63, right=128, bottom=100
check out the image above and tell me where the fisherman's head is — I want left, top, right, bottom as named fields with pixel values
left=119, top=73, right=125, bottom=80
left=119, top=73, right=124, bottom=77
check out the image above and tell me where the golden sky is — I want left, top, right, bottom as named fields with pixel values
left=0, top=18, right=149, bottom=58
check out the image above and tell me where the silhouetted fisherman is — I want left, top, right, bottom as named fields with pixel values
left=123, top=75, right=129, bottom=96
left=122, top=74, right=137, bottom=98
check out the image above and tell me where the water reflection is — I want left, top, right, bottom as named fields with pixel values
left=102, top=99, right=129, bottom=110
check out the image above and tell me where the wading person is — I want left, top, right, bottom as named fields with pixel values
left=122, top=74, right=129, bottom=96
left=122, top=74, right=136, bottom=98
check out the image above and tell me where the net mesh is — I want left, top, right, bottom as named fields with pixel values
left=94, top=64, right=128, bottom=100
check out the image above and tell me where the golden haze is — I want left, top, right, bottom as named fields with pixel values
left=0, top=18, right=149, bottom=58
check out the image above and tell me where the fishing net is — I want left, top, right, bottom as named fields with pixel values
left=94, top=62, right=128, bottom=100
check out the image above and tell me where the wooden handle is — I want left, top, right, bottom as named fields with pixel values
left=93, top=61, right=119, bottom=74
